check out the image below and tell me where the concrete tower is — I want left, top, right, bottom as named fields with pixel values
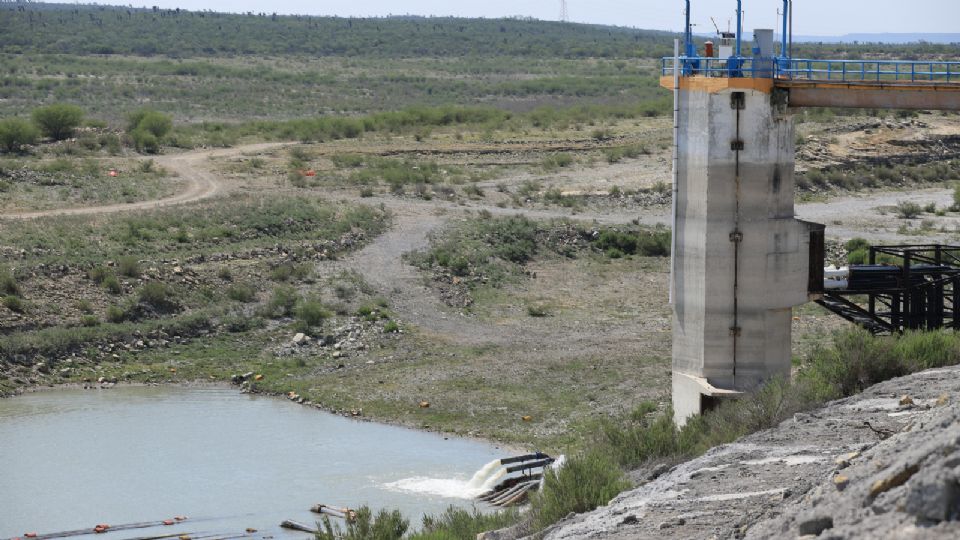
left=669, top=76, right=822, bottom=425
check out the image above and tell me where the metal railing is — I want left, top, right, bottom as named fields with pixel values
left=661, top=57, right=960, bottom=84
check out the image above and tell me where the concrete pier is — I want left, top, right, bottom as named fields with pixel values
left=668, top=77, right=823, bottom=425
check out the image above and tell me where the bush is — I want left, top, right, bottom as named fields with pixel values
left=117, top=256, right=141, bottom=278
left=316, top=506, right=409, bottom=540
left=295, top=298, right=331, bottom=328
left=80, top=315, right=100, bottom=327
left=0, top=118, right=40, bottom=153
left=138, top=282, right=175, bottom=310
left=263, top=285, right=299, bottom=318
left=127, top=109, right=173, bottom=139
left=415, top=506, right=521, bottom=540
left=0, top=269, right=19, bottom=296
left=103, top=275, right=122, bottom=295
left=32, top=103, right=84, bottom=141
left=895, top=200, right=923, bottom=219
left=847, top=248, right=869, bottom=265
left=131, top=129, right=160, bottom=153
left=3, top=295, right=25, bottom=313
left=106, top=305, right=126, bottom=323
left=226, top=283, right=256, bottom=303
left=383, top=320, right=400, bottom=333
left=88, top=266, right=110, bottom=284
left=531, top=449, right=631, bottom=530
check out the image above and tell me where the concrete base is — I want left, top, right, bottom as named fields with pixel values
left=672, top=372, right=743, bottom=427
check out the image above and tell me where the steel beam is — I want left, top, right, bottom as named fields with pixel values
left=782, top=82, right=960, bottom=110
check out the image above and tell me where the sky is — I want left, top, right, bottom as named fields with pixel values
left=125, top=0, right=960, bottom=36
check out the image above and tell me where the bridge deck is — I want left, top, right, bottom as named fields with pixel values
left=661, top=57, right=960, bottom=110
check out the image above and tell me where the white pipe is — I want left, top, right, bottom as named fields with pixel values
left=669, top=38, right=680, bottom=305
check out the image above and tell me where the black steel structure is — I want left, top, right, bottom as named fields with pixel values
left=816, top=245, right=960, bottom=335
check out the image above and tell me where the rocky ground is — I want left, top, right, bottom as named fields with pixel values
left=537, top=365, right=960, bottom=540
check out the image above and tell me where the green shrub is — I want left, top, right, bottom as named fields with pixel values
left=383, top=320, right=400, bottom=333
left=226, top=283, right=256, bottom=303
left=127, top=109, right=172, bottom=139
left=0, top=118, right=40, bottom=153
left=106, top=305, right=126, bottom=323
left=847, top=248, right=869, bottom=265
left=895, top=200, right=923, bottom=219
left=3, top=295, right=25, bottom=313
left=263, top=285, right=299, bottom=318
left=844, top=237, right=870, bottom=253
left=531, top=449, right=631, bottom=530
left=296, top=298, right=331, bottom=328
left=526, top=304, right=550, bottom=317
left=32, top=103, right=84, bottom=141
left=131, top=129, right=160, bottom=153
left=270, top=263, right=313, bottom=283
left=88, top=266, right=111, bottom=284
left=103, top=275, right=122, bottom=295
left=117, top=256, right=141, bottom=278
left=138, top=282, right=174, bottom=310
left=217, top=267, right=233, bottom=281
left=315, top=506, right=409, bottom=540
left=0, top=269, right=19, bottom=296
left=415, top=506, right=521, bottom=540
left=80, top=315, right=100, bottom=327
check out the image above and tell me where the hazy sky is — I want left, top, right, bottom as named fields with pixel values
left=129, top=1, right=959, bottom=36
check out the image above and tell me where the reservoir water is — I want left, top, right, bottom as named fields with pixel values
left=0, top=386, right=506, bottom=538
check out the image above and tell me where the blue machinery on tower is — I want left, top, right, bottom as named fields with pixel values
left=669, top=1, right=960, bottom=110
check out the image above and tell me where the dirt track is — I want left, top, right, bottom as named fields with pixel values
left=0, top=143, right=288, bottom=220
left=0, top=141, right=945, bottom=348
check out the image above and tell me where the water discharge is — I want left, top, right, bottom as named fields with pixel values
left=385, top=459, right=508, bottom=499
left=467, top=459, right=504, bottom=490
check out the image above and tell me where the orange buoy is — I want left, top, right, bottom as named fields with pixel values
left=109, top=169, right=118, bottom=177
left=304, top=170, right=316, bottom=177
left=163, top=520, right=175, bottom=526
left=24, top=534, right=37, bottom=538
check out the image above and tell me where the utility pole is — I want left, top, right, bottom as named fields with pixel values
left=560, top=0, right=568, bottom=22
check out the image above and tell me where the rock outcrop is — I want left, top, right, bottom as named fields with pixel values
left=542, top=365, right=960, bottom=540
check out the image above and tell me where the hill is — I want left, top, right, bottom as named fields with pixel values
left=0, top=2, right=675, bottom=58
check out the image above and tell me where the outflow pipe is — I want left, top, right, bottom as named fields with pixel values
left=499, top=452, right=549, bottom=465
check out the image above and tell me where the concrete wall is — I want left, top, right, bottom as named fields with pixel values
left=673, top=83, right=818, bottom=425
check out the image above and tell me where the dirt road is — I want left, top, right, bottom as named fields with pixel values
left=0, top=143, right=288, bottom=220
left=0, top=143, right=942, bottom=347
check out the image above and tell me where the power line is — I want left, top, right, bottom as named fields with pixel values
left=560, top=0, right=568, bottom=22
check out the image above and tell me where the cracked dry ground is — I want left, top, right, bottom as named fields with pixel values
left=542, top=365, right=960, bottom=540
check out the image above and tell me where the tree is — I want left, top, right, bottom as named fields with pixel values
left=31, top=104, right=84, bottom=141
left=128, top=109, right=172, bottom=153
left=0, top=118, right=40, bottom=153
left=127, top=109, right=172, bottom=138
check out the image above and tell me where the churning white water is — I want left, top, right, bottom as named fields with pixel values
left=385, top=458, right=508, bottom=499
left=467, top=459, right=505, bottom=489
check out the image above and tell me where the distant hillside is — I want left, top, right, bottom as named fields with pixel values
left=0, top=2, right=675, bottom=58
left=794, top=33, right=960, bottom=45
